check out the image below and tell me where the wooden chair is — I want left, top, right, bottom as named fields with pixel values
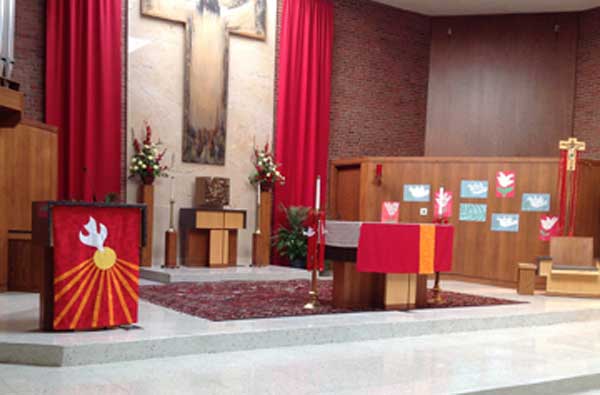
left=538, top=237, right=600, bottom=296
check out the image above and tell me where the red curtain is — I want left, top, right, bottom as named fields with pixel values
left=274, top=0, right=333, bottom=263
left=46, top=0, right=122, bottom=201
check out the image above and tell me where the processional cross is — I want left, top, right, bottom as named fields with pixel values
left=141, top=0, right=266, bottom=165
left=559, top=137, right=586, bottom=171
left=558, top=137, right=586, bottom=235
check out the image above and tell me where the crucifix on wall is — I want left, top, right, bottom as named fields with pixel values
left=141, top=0, right=266, bottom=165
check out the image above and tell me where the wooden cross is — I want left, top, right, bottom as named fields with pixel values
left=141, top=0, right=266, bottom=165
left=559, top=137, right=586, bottom=171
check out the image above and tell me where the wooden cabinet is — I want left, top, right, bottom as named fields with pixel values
left=180, top=208, right=246, bottom=267
left=0, top=111, right=58, bottom=292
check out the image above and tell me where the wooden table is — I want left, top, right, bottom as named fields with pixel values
left=179, top=208, right=246, bottom=267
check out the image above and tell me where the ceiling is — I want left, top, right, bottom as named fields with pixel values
left=372, top=0, right=600, bottom=16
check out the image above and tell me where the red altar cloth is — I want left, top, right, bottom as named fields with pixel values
left=356, top=223, right=454, bottom=274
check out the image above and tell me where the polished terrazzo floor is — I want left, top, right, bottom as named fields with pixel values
left=4, top=272, right=600, bottom=393
left=3, top=320, right=600, bottom=394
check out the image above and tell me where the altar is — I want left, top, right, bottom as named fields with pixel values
left=326, top=221, right=454, bottom=310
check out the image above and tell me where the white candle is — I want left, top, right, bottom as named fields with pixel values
left=315, top=176, right=321, bottom=211
left=438, top=187, right=444, bottom=216
left=170, top=176, right=175, bottom=201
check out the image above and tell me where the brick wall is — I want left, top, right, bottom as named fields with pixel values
left=328, top=0, right=430, bottom=160
left=12, top=0, right=46, bottom=122
left=574, top=7, right=600, bottom=160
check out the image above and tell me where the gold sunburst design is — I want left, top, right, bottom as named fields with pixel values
left=94, top=247, right=117, bottom=270
left=53, top=217, right=139, bottom=330
left=53, top=256, right=138, bottom=329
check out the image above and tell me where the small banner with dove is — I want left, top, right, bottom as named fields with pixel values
left=52, top=206, right=141, bottom=331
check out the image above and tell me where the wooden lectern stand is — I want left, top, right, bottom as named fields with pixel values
left=179, top=208, right=246, bottom=267
left=33, top=202, right=146, bottom=331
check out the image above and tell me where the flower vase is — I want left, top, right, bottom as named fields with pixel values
left=138, top=184, right=154, bottom=267
left=141, top=174, right=155, bottom=185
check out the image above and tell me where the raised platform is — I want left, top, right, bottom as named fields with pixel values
left=4, top=279, right=600, bottom=367
left=140, top=265, right=312, bottom=283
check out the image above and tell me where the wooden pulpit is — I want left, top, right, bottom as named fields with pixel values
left=33, top=202, right=146, bottom=332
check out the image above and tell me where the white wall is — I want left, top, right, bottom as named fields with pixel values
left=127, top=0, right=277, bottom=265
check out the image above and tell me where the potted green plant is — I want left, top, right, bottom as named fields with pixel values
left=274, top=205, right=310, bottom=268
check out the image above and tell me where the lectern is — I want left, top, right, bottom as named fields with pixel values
left=33, top=202, right=146, bottom=331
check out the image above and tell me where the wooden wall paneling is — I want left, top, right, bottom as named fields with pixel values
left=328, top=163, right=361, bottom=220
left=426, top=14, right=578, bottom=157
left=331, top=157, right=578, bottom=287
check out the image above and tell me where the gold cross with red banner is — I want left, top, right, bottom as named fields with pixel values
left=559, top=138, right=586, bottom=171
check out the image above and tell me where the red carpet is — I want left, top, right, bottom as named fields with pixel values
left=139, top=280, right=522, bottom=322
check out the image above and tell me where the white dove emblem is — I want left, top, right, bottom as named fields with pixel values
left=436, top=191, right=451, bottom=209
left=384, top=202, right=399, bottom=216
left=409, top=185, right=429, bottom=198
left=79, top=217, right=117, bottom=270
left=467, top=182, right=488, bottom=195
left=527, top=195, right=548, bottom=209
left=541, top=216, right=558, bottom=231
left=497, top=216, right=518, bottom=228
left=79, top=217, right=108, bottom=252
left=496, top=172, right=515, bottom=188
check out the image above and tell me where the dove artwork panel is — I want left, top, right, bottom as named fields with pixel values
left=403, top=184, right=431, bottom=202
left=459, top=204, right=487, bottom=222
left=51, top=206, right=142, bottom=331
left=539, top=215, right=560, bottom=241
left=381, top=201, right=400, bottom=223
left=491, top=214, right=519, bottom=232
left=521, top=193, right=551, bottom=212
left=496, top=171, right=516, bottom=198
left=460, top=180, right=489, bottom=199
left=434, top=189, right=453, bottom=219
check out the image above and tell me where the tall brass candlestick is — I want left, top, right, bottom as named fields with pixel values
left=304, top=176, right=322, bottom=310
left=163, top=176, right=178, bottom=269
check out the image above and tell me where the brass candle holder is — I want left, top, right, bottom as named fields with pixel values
left=162, top=194, right=179, bottom=269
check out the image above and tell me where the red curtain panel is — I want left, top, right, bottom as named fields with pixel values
left=274, top=0, right=334, bottom=263
left=46, top=0, right=122, bottom=201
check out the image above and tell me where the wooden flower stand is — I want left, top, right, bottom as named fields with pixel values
left=252, top=189, right=272, bottom=266
left=139, top=184, right=154, bottom=267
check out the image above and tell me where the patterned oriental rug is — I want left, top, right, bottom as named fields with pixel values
left=139, top=280, right=523, bottom=322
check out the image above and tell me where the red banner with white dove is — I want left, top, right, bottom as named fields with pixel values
left=52, top=206, right=141, bottom=331
left=306, top=210, right=326, bottom=272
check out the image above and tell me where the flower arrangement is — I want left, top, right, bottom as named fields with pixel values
left=130, top=122, right=168, bottom=185
left=249, top=143, right=285, bottom=190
